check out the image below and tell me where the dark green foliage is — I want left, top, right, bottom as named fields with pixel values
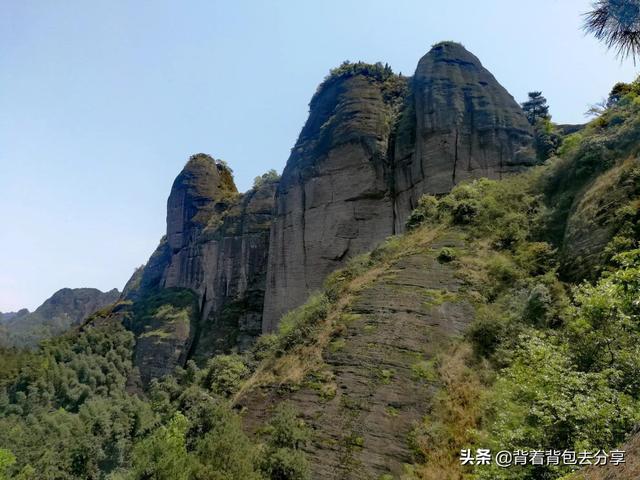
left=253, top=169, right=280, bottom=189
left=451, top=201, right=479, bottom=225
left=405, top=195, right=439, bottom=230
left=203, top=354, right=249, bottom=397
left=130, top=412, right=191, bottom=480
left=260, top=404, right=310, bottom=480
left=584, top=0, right=640, bottom=62
left=0, top=322, right=156, bottom=478
left=0, top=313, right=270, bottom=479
left=522, top=283, right=553, bottom=326
left=514, top=241, right=556, bottom=276
left=467, top=316, right=505, bottom=358
left=0, top=347, right=33, bottom=389
left=480, top=333, right=639, bottom=480
left=261, top=449, right=308, bottom=480
left=522, top=92, right=562, bottom=161
left=263, top=404, right=309, bottom=450
left=533, top=118, right=563, bottom=160
left=566, top=250, right=640, bottom=395
left=437, top=247, right=456, bottom=263
left=0, top=449, right=15, bottom=480
left=521, top=91, right=550, bottom=125
left=607, top=80, right=640, bottom=106
left=311, top=61, right=406, bottom=110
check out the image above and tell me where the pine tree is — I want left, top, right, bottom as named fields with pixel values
left=521, top=91, right=550, bottom=125
left=584, top=0, right=640, bottom=63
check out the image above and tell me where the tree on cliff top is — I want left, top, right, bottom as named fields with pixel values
left=584, top=0, right=640, bottom=63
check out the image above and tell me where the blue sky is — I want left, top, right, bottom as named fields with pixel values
left=1, top=0, right=637, bottom=311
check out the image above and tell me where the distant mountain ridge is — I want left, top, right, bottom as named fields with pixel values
left=0, top=309, right=29, bottom=324
left=0, top=287, right=120, bottom=348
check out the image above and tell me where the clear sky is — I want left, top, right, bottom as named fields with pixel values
left=1, top=0, right=637, bottom=311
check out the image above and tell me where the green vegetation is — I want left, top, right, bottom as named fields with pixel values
left=520, top=91, right=563, bottom=161
left=0, top=449, right=15, bottom=480
left=0, top=300, right=309, bottom=479
left=311, top=60, right=407, bottom=110
left=403, top=81, right=640, bottom=479
left=2, top=71, right=640, bottom=480
left=584, top=0, right=640, bottom=62
left=260, top=404, right=310, bottom=480
left=253, top=169, right=280, bottom=189
left=521, top=91, right=550, bottom=125
left=0, top=322, right=152, bottom=478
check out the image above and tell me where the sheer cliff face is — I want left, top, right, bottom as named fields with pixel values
left=393, top=42, right=535, bottom=229
left=126, top=154, right=277, bottom=381
left=262, top=44, right=535, bottom=330
left=262, top=73, right=399, bottom=331
left=125, top=43, right=536, bottom=380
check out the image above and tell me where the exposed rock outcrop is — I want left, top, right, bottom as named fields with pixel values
left=263, top=44, right=535, bottom=330
left=125, top=155, right=277, bottom=380
left=392, top=41, right=535, bottom=229
left=123, top=43, right=536, bottom=381
left=241, top=233, right=474, bottom=478
left=262, top=68, right=403, bottom=331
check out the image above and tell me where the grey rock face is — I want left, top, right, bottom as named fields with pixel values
left=262, top=74, right=398, bottom=331
left=263, top=43, right=535, bottom=330
left=125, top=154, right=277, bottom=380
left=166, top=153, right=238, bottom=253
left=123, top=43, right=536, bottom=381
left=169, top=180, right=277, bottom=359
left=393, top=42, right=535, bottom=229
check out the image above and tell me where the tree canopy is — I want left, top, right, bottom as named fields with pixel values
left=584, top=0, right=640, bottom=63
left=521, top=91, right=550, bottom=125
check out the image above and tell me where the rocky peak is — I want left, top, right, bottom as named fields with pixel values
left=36, top=287, right=120, bottom=322
left=122, top=156, right=278, bottom=382
left=413, top=42, right=531, bottom=137
left=263, top=45, right=535, bottom=330
left=393, top=42, right=535, bottom=227
left=124, top=43, right=537, bottom=376
left=166, top=153, right=238, bottom=252
left=263, top=67, right=401, bottom=331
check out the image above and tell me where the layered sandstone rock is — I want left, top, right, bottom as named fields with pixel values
left=393, top=41, right=535, bottom=229
left=263, top=45, right=535, bottom=330
left=262, top=69, right=403, bottom=331
left=125, top=154, right=277, bottom=380
left=125, top=44, right=536, bottom=379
